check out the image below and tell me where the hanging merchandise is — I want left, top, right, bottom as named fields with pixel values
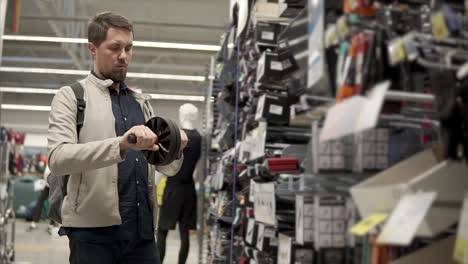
left=307, top=0, right=325, bottom=89
left=344, top=0, right=375, bottom=17
left=204, top=1, right=468, bottom=264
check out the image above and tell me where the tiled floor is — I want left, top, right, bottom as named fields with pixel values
left=13, top=221, right=199, bottom=264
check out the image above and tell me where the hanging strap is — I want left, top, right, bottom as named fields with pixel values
left=69, top=82, right=86, bottom=136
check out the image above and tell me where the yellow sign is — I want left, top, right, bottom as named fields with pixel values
left=455, top=237, right=468, bottom=263
left=432, top=12, right=449, bottom=40
left=455, top=193, right=468, bottom=263
left=350, top=213, right=389, bottom=237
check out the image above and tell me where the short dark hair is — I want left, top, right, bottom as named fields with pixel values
left=88, top=12, right=133, bottom=47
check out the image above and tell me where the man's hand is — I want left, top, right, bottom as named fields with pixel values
left=180, top=129, right=188, bottom=152
left=120, top=125, right=159, bottom=151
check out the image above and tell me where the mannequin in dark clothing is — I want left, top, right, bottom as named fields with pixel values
left=158, top=104, right=202, bottom=264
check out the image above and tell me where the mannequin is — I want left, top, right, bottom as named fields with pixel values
left=158, top=103, right=202, bottom=264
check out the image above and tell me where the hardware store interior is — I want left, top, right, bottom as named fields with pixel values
left=1, top=0, right=468, bottom=263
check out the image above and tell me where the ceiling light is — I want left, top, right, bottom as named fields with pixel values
left=1, top=104, right=51, bottom=111
left=149, top=93, right=205, bottom=102
left=3, top=35, right=221, bottom=52
left=0, top=87, right=57, bottom=94
left=0, top=87, right=206, bottom=102
left=0, top=67, right=206, bottom=82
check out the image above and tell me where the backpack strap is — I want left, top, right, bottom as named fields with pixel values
left=69, top=82, right=86, bottom=136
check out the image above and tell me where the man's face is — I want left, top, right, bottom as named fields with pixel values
left=89, top=27, right=133, bottom=82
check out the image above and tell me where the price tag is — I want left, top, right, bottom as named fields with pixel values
left=350, top=213, right=388, bottom=236
left=454, top=194, right=468, bottom=263
left=254, top=182, right=276, bottom=226
left=337, top=16, right=348, bottom=38
left=278, top=233, right=292, bottom=264
left=432, top=11, right=449, bottom=40
left=378, top=192, right=437, bottom=246
left=388, top=38, right=407, bottom=66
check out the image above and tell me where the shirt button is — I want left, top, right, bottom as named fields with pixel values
left=124, top=117, right=127, bottom=121
left=136, top=158, right=139, bottom=162
left=137, top=203, right=140, bottom=207
left=136, top=180, right=140, bottom=185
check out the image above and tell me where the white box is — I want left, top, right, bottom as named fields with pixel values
left=351, top=146, right=468, bottom=237
left=332, top=206, right=346, bottom=218
left=319, top=142, right=330, bottom=154
left=376, top=129, right=389, bottom=142
left=363, top=129, right=376, bottom=141
left=363, top=155, right=376, bottom=169
left=331, top=141, right=345, bottom=155
left=318, top=235, right=332, bottom=248
left=319, top=221, right=332, bottom=233
left=332, top=235, right=346, bottom=248
left=332, top=156, right=346, bottom=169
left=304, top=230, right=314, bottom=242
left=333, top=220, right=346, bottom=233
left=319, top=156, right=331, bottom=169
left=376, top=142, right=389, bottom=155
left=363, top=142, right=375, bottom=155
left=304, top=204, right=314, bottom=216
left=304, top=217, right=314, bottom=229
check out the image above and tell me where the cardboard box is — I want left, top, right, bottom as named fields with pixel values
left=255, top=93, right=290, bottom=125
left=351, top=146, right=468, bottom=237
left=256, top=23, right=280, bottom=46
left=256, top=50, right=298, bottom=83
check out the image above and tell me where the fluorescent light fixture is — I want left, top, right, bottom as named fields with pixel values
left=3, top=35, right=221, bottom=52
left=1, top=104, right=51, bottom=111
left=0, top=87, right=58, bottom=94
left=0, top=87, right=206, bottom=102
left=149, top=93, right=205, bottom=102
left=0, top=66, right=206, bottom=82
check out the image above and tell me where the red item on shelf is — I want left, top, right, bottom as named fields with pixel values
left=267, top=157, right=299, bottom=166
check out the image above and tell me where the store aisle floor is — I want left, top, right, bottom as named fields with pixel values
left=14, top=221, right=199, bottom=264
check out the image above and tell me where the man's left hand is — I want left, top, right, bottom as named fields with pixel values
left=180, top=129, right=188, bottom=152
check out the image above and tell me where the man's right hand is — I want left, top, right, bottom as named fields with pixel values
left=119, top=125, right=160, bottom=151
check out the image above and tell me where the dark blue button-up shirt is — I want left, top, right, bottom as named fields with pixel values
left=63, top=81, right=154, bottom=241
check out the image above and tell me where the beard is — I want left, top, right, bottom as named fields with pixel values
left=102, top=67, right=127, bottom=82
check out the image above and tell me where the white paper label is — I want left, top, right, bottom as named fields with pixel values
left=262, top=31, right=275, bottom=41
left=278, top=233, right=292, bottom=264
left=246, top=218, right=256, bottom=245
left=271, top=61, right=283, bottom=71
left=320, top=81, right=390, bottom=142
left=255, top=94, right=266, bottom=121
left=254, top=182, right=276, bottom=226
left=378, top=192, right=437, bottom=246
left=307, top=0, right=325, bottom=88
left=269, top=104, right=284, bottom=115
left=296, top=195, right=305, bottom=245
left=257, top=223, right=265, bottom=250
left=249, top=179, right=256, bottom=203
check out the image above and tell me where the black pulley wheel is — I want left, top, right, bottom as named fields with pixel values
left=128, top=116, right=181, bottom=166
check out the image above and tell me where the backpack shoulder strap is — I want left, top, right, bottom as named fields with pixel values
left=69, top=82, right=86, bottom=136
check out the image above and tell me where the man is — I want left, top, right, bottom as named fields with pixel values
left=48, top=11, right=187, bottom=264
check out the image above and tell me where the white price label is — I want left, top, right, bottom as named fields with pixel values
left=261, top=31, right=275, bottom=41
left=271, top=61, right=284, bottom=71
left=269, top=104, right=284, bottom=115
left=254, top=182, right=276, bottom=226
left=378, top=192, right=437, bottom=246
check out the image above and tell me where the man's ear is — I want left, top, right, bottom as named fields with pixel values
left=88, top=42, right=97, bottom=58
